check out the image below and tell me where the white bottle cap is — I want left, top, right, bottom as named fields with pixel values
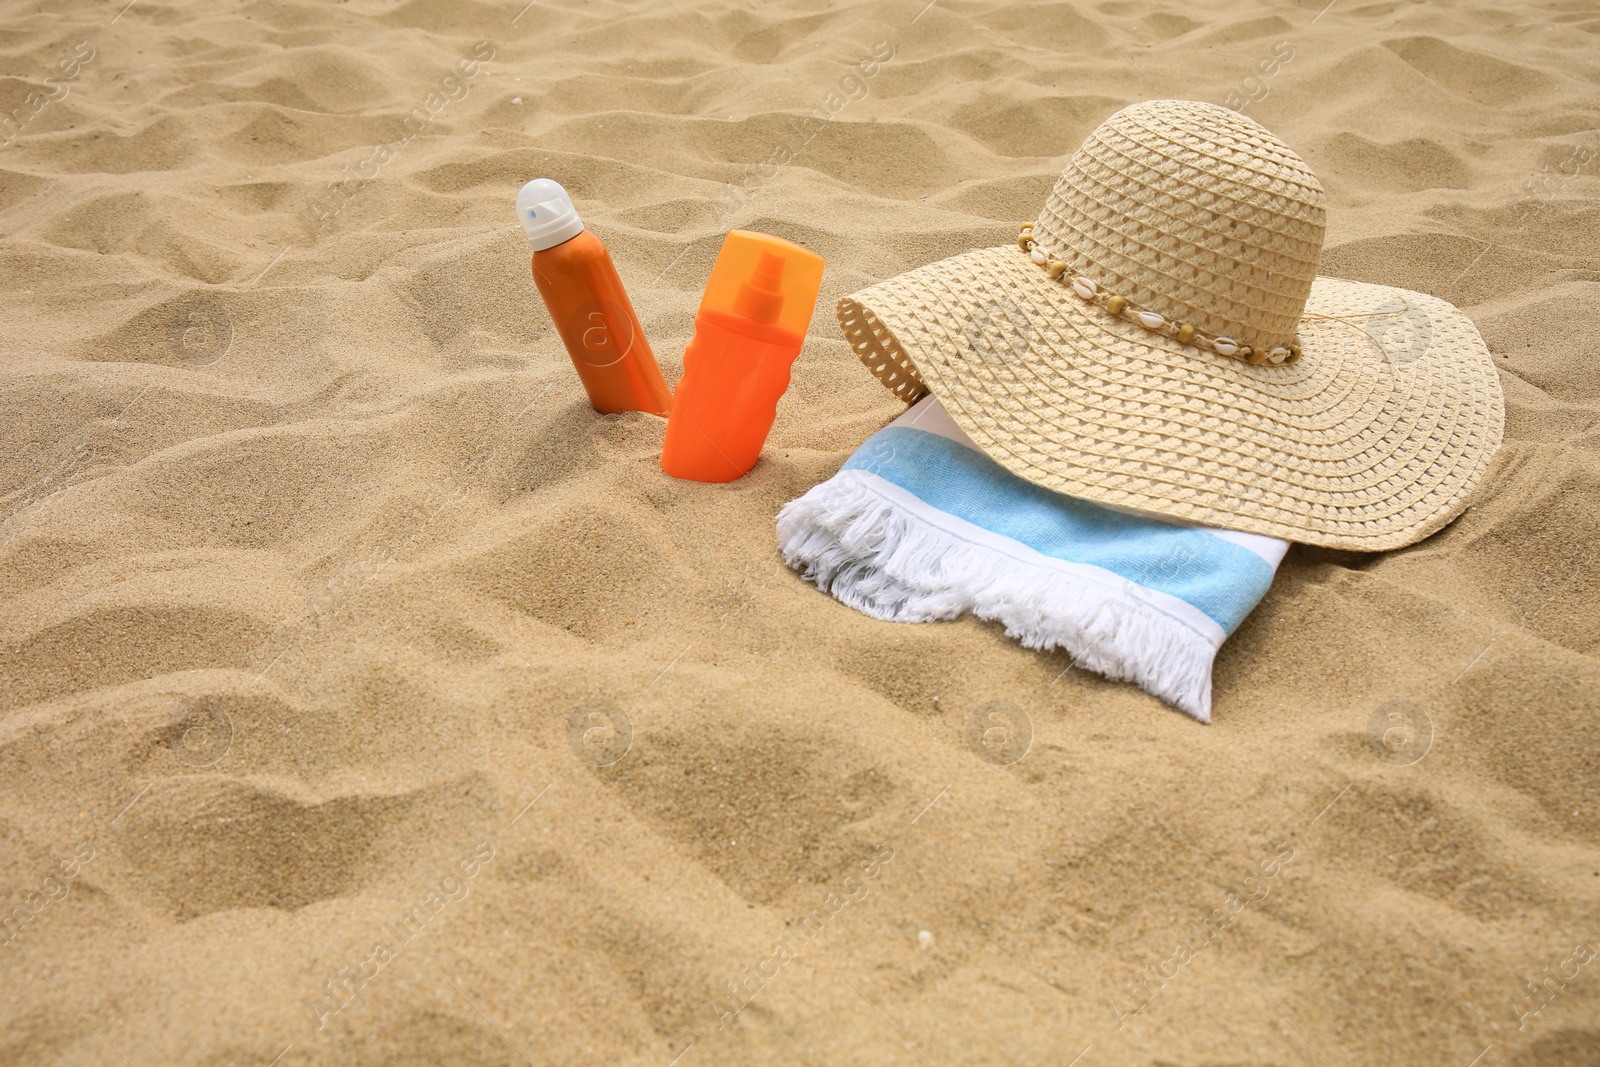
left=516, top=178, right=585, bottom=251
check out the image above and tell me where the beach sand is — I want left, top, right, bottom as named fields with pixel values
left=2, top=0, right=1598, bottom=1064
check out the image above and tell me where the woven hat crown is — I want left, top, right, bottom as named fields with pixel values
left=1033, top=99, right=1325, bottom=352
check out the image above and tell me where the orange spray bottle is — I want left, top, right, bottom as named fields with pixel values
left=660, top=231, right=824, bottom=482
left=516, top=178, right=672, bottom=415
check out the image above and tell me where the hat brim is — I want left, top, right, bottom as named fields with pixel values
left=839, top=245, right=1504, bottom=551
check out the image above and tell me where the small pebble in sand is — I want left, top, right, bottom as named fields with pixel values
left=918, top=930, right=934, bottom=950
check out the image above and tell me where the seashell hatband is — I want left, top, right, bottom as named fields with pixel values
left=1018, top=224, right=1301, bottom=367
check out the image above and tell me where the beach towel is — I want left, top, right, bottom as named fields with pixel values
left=776, top=397, right=1290, bottom=721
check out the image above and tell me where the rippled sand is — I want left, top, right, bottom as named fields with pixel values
left=2, top=0, right=1597, bottom=1064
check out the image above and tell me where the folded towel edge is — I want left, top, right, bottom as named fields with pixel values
left=777, top=473, right=1217, bottom=722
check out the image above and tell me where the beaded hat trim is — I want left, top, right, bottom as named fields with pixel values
left=1018, top=224, right=1301, bottom=366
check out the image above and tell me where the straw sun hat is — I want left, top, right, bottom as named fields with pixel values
left=838, top=99, right=1504, bottom=550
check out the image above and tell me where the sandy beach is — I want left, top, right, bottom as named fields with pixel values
left=2, top=0, right=1598, bottom=1064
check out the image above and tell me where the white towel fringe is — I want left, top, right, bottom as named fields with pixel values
left=777, top=475, right=1216, bottom=721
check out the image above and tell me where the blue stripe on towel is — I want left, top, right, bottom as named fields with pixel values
left=842, top=427, right=1275, bottom=634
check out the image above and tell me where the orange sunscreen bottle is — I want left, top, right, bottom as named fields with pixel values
left=660, top=231, right=824, bottom=482
left=516, top=178, right=672, bottom=415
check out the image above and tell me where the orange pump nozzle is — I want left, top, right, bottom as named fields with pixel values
left=693, top=232, right=822, bottom=342
left=733, top=251, right=786, bottom=324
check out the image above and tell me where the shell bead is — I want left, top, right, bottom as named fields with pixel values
left=1018, top=223, right=1299, bottom=366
